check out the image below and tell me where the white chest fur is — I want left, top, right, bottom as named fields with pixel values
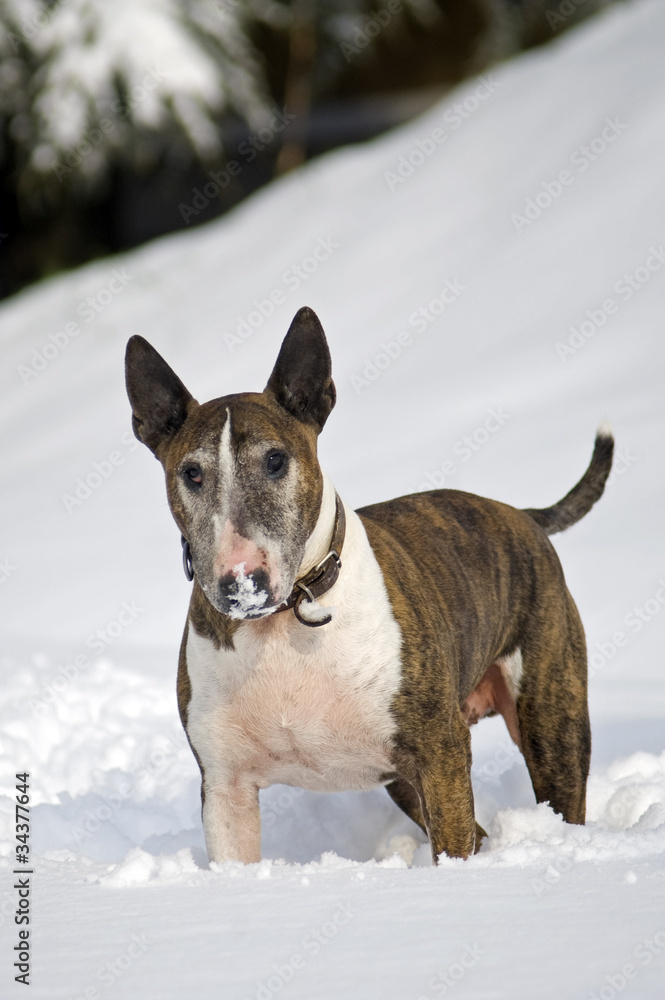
left=184, top=504, right=403, bottom=796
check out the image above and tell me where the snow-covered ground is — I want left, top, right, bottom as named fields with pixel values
left=2, top=0, right=665, bottom=996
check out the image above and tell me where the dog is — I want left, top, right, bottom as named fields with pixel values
left=125, top=306, right=613, bottom=864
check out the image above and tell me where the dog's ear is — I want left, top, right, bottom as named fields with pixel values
left=266, top=307, right=336, bottom=432
left=125, top=336, right=195, bottom=456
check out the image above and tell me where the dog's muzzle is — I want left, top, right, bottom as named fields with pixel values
left=216, top=566, right=279, bottom=620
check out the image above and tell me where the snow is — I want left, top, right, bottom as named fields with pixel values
left=6, top=0, right=267, bottom=175
left=1, top=0, right=665, bottom=995
left=294, top=596, right=337, bottom=625
left=226, top=562, right=275, bottom=618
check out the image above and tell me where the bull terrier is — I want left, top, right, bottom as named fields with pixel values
left=124, top=306, right=613, bottom=865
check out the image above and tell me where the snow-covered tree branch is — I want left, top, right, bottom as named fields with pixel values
left=1, top=0, right=271, bottom=193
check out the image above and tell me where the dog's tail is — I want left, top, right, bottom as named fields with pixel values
left=522, top=424, right=614, bottom=536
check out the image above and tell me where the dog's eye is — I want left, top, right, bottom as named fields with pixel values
left=184, top=465, right=203, bottom=488
left=266, top=452, right=287, bottom=479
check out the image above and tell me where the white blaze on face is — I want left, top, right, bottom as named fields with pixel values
left=218, top=407, right=234, bottom=483
left=216, top=411, right=260, bottom=576
left=213, top=408, right=282, bottom=610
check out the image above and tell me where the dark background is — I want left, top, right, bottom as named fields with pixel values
left=0, top=0, right=614, bottom=300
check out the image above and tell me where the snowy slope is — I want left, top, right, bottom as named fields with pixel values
left=1, top=0, right=665, bottom=997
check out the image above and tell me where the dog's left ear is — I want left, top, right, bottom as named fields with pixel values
left=266, top=307, right=336, bottom=432
left=125, top=335, right=196, bottom=457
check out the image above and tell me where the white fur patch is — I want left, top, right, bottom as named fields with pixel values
left=300, top=472, right=336, bottom=575
left=218, top=408, right=233, bottom=480
left=184, top=489, right=403, bottom=861
left=496, top=647, right=523, bottom=701
left=209, top=409, right=235, bottom=560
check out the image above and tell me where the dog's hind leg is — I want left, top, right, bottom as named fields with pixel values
left=517, top=592, right=591, bottom=825
left=386, top=778, right=426, bottom=832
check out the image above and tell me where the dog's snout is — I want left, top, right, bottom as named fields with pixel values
left=218, top=566, right=270, bottom=596
left=217, top=566, right=277, bottom=619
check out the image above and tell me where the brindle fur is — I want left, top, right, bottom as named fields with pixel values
left=360, top=491, right=592, bottom=857
left=126, top=307, right=613, bottom=863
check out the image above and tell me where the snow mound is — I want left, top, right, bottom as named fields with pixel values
left=2, top=634, right=664, bottom=877
left=100, top=846, right=200, bottom=886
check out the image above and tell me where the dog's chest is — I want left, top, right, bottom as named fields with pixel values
left=185, top=582, right=402, bottom=794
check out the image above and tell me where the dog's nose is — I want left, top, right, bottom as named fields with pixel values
left=217, top=566, right=276, bottom=619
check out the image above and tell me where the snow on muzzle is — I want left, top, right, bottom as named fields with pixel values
left=217, top=563, right=282, bottom=619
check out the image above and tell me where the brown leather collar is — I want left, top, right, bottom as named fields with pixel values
left=274, top=492, right=346, bottom=627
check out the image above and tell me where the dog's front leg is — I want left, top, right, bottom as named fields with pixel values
left=415, top=717, right=476, bottom=863
left=201, top=782, right=261, bottom=865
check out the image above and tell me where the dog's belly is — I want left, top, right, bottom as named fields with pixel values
left=185, top=589, right=402, bottom=794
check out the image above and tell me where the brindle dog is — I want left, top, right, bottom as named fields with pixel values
left=125, top=307, right=613, bottom=864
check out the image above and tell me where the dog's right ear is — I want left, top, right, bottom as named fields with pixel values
left=125, top=336, right=195, bottom=457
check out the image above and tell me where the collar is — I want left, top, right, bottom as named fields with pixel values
left=274, top=491, right=346, bottom=627
left=180, top=492, right=346, bottom=628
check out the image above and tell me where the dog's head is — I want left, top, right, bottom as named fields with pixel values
left=125, top=307, right=336, bottom=619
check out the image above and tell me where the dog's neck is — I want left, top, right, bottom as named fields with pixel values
left=298, top=470, right=340, bottom=578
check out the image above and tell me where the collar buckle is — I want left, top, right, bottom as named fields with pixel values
left=313, top=549, right=342, bottom=575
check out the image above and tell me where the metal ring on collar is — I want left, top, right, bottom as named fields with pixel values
left=181, top=535, right=194, bottom=582
left=293, top=586, right=333, bottom=628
